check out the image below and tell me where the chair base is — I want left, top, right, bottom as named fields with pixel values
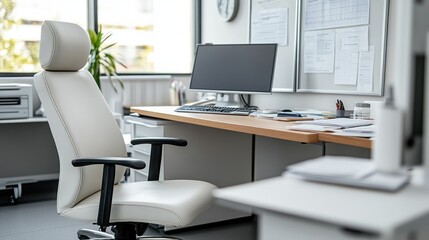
left=77, top=228, right=113, bottom=239
left=77, top=228, right=182, bottom=240
left=138, top=237, right=181, bottom=240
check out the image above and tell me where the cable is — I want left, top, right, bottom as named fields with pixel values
left=239, top=94, right=258, bottom=110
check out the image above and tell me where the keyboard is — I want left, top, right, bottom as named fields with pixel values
left=175, top=105, right=255, bottom=116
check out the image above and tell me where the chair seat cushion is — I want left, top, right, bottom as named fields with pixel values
left=60, top=180, right=216, bottom=227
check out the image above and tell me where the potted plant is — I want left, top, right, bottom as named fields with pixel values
left=87, top=26, right=126, bottom=93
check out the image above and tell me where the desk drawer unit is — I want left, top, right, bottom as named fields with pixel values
left=126, top=116, right=168, bottom=182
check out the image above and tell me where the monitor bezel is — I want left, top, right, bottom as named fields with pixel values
left=188, top=43, right=278, bottom=95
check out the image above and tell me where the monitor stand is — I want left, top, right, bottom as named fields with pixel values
left=213, top=93, right=244, bottom=108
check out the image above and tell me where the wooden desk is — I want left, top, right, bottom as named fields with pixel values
left=130, top=106, right=371, bottom=148
left=129, top=106, right=372, bottom=226
left=318, top=132, right=372, bottom=149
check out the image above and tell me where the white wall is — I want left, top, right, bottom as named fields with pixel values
left=200, top=1, right=403, bottom=111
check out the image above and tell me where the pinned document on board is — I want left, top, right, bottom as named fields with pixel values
left=334, top=51, right=359, bottom=85
left=357, top=46, right=375, bottom=92
left=303, top=30, right=335, bottom=73
left=334, top=26, right=368, bottom=85
left=335, top=26, right=369, bottom=52
left=304, top=0, right=370, bottom=30
left=251, top=0, right=289, bottom=46
left=251, top=8, right=289, bottom=46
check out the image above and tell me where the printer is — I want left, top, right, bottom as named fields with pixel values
left=0, top=83, right=33, bottom=119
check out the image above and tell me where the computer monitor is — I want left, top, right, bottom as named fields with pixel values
left=189, top=43, right=277, bottom=106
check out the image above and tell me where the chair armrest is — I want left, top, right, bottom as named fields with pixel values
left=131, top=137, right=187, bottom=147
left=72, top=157, right=146, bottom=169
left=130, top=137, right=187, bottom=181
left=71, top=157, right=145, bottom=230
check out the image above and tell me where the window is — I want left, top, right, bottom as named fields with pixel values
left=0, top=0, right=195, bottom=74
left=0, top=0, right=87, bottom=73
left=97, top=0, right=194, bottom=74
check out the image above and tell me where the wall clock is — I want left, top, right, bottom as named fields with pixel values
left=217, top=0, right=239, bottom=22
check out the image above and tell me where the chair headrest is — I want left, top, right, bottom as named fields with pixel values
left=39, top=20, right=90, bottom=71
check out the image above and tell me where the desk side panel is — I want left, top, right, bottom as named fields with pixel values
left=255, top=136, right=322, bottom=180
left=164, top=122, right=253, bottom=227
left=325, top=143, right=371, bottom=158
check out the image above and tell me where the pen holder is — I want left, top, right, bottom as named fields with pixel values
left=336, top=110, right=353, bottom=118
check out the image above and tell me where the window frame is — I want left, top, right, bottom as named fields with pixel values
left=0, top=0, right=201, bottom=77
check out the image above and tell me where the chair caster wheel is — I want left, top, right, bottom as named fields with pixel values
left=9, top=194, right=17, bottom=204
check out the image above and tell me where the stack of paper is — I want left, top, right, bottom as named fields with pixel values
left=286, top=156, right=376, bottom=179
left=288, top=118, right=374, bottom=132
left=249, top=112, right=277, bottom=119
left=333, top=125, right=375, bottom=138
left=284, top=156, right=410, bottom=192
left=287, top=124, right=341, bottom=132
left=298, top=118, right=373, bottom=128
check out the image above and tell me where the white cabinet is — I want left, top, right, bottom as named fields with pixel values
left=214, top=172, right=429, bottom=240
left=124, top=115, right=253, bottom=228
left=126, top=116, right=169, bottom=182
left=0, top=118, right=59, bottom=203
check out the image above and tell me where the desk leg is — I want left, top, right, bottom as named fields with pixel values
left=252, top=134, right=256, bottom=181
left=322, top=142, right=326, bottom=156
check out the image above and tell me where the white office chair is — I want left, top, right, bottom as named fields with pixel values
left=34, top=20, right=216, bottom=240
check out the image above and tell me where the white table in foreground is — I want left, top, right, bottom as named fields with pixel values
left=214, top=168, right=429, bottom=240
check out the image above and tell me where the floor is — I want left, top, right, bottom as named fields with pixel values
left=0, top=181, right=257, bottom=240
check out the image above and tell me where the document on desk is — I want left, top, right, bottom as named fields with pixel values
left=333, top=125, right=375, bottom=138
left=249, top=112, right=277, bottom=119
left=297, top=118, right=373, bottom=128
left=287, top=124, right=341, bottom=132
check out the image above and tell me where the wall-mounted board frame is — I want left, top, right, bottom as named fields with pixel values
left=296, top=0, right=389, bottom=96
left=249, top=0, right=299, bottom=92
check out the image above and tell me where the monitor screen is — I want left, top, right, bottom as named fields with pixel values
left=189, top=44, right=277, bottom=94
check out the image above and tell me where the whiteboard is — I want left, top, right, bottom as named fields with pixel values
left=249, top=0, right=298, bottom=92
left=296, top=0, right=389, bottom=96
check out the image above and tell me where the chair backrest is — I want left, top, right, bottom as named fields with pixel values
left=34, top=20, right=127, bottom=214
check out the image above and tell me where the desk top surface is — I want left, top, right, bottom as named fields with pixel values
left=131, top=106, right=318, bottom=143
left=214, top=169, right=429, bottom=234
left=130, top=106, right=371, bottom=148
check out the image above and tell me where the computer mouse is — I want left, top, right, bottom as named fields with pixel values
left=262, top=109, right=279, bottom=114
left=280, top=109, right=292, bottom=112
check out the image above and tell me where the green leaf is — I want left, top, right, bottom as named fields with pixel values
left=86, top=25, right=125, bottom=92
